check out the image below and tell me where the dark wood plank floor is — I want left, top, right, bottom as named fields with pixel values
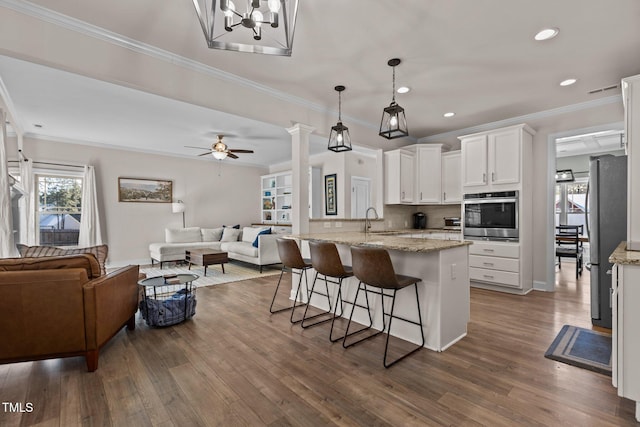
left=1, top=262, right=637, bottom=426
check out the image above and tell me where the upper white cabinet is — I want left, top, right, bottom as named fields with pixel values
left=460, top=124, right=534, bottom=191
left=416, top=145, right=442, bottom=203
left=623, top=74, right=640, bottom=251
left=385, top=150, right=415, bottom=204
left=441, top=151, right=461, bottom=203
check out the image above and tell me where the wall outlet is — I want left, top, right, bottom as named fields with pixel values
left=324, top=222, right=331, bottom=228
left=335, top=222, right=342, bottom=228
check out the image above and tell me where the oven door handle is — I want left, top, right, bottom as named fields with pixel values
left=463, top=198, right=517, bottom=204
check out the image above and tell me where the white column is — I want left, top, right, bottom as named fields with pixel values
left=287, top=123, right=314, bottom=235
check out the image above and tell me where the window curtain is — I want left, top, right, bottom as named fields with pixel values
left=0, top=109, right=18, bottom=257
left=19, top=157, right=37, bottom=245
left=78, top=165, right=103, bottom=247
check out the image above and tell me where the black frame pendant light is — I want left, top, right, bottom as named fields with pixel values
left=328, top=85, right=353, bottom=152
left=379, top=58, right=409, bottom=139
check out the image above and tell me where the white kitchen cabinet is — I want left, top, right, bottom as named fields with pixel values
left=441, top=151, right=461, bottom=203
left=460, top=124, right=534, bottom=191
left=612, top=261, right=640, bottom=421
left=385, top=150, right=415, bottom=204
left=416, top=145, right=442, bottom=203
left=622, top=74, right=640, bottom=250
left=469, top=241, right=522, bottom=290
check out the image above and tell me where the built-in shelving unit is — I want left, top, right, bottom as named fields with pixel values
left=261, top=171, right=292, bottom=224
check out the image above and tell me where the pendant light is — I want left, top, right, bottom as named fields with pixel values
left=328, top=85, right=352, bottom=152
left=379, top=58, right=409, bottom=139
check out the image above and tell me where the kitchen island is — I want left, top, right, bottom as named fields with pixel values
left=288, top=232, right=471, bottom=351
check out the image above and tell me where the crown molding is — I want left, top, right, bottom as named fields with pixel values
left=419, top=94, right=622, bottom=143
left=0, top=0, right=380, bottom=133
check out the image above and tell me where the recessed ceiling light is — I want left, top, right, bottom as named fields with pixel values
left=397, top=86, right=410, bottom=94
left=534, top=27, right=559, bottom=41
left=443, top=112, right=455, bottom=118
left=560, top=78, right=577, bottom=87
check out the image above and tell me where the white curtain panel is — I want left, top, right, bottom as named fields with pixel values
left=0, top=109, right=18, bottom=257
left=19, top=157, right=37, bottom=245
left=78, top=165, right=103, bottom=247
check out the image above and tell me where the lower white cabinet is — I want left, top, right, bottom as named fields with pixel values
left=469, top=241, right=521, bottom=289
left=612, top=262, right=640, bottom=421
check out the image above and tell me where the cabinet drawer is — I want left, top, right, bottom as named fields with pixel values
left=470, top=267, right=521, bottom=288
left=469, top=255, right=519, bottom=272
left=469, top=241, right=519, bottom=258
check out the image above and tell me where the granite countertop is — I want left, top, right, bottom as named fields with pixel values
left=288, top=232, right=471, bottom=253
left=372, top=228, right=462, bottom=235
left=609, top=242, right=640, bottom=265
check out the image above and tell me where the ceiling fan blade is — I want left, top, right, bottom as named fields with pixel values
left=228, top=149, right=254, bottom=153
left=227, top=152, right=239, bottom=159
left=198, top=152, right=212, bottom=157
left=185, top=145, right=210, bottom=150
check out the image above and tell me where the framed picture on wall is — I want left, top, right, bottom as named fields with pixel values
left=118, top=177, right=173, bottom=203
left=325, top=173, right=337, bottom=215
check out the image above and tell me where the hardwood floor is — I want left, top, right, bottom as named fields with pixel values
left=1, top=263, right=637, bottom=426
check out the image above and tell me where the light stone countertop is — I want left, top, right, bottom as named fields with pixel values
left=609, top=241, right=640, bottom=265
left=288, top=232, right=471, bottom=253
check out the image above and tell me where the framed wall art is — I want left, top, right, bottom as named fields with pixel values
left=324, top=173, right=337, bottom=216
left=118, top=177, right=173, bottom=203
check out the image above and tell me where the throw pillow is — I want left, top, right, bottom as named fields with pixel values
left=220, top=227, right=241, bottom=242
left=241, top=226, right=269, bottom=244
left=201, top=227, right=224, bottom=242
left=16, top=244, right=109, bottom=276
left=252, top=228, right=272, bottom=248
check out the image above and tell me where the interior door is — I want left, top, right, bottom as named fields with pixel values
left=351, top=177, right=370, bottom=218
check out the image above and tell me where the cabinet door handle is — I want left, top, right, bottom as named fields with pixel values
left=402, top=191, right=405, bottom=199
left=483, top=262, right=494, bottom=266
left=492, top=172, right=495, bottom=182
left=420, top=192, right=423, bottom=200
left=483, top=274, right=495, bottom=279
left=482, top=172, right=486, bottom=183
left=443, top=192, right=447, bottom=201
left=483, top=248, right=495, bottom=252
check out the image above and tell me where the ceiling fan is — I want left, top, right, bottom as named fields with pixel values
left=186, top=135, right=254, bottom=160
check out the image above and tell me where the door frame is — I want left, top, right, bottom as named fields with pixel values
left=351, top=176, right=371, bottom=219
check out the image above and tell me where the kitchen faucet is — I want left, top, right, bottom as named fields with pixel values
left=365, top=207, right=379, bottom=235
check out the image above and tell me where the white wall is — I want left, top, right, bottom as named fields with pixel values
left=8, top=137, right=267, bottom=266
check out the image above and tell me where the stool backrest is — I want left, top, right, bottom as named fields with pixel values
left=350, top=246, right=398, bottom=289
left=309, top=241, right=348, bottom=278
left=276, top=238, right=307, bottom=269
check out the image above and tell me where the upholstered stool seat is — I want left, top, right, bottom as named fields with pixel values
left=270, top=238, right=311, bottom=323
left=345, top=246, right=425, bottom=368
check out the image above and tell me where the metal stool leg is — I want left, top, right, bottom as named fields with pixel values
left=269, top=266, right=308, bottom=324
left=383, top=283, right=425, bottom=368
left=301, top=272, right=334, bottom=328
left=342, top=282, right=381, bottom=348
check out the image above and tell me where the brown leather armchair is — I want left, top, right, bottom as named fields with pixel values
left=0, top=254, right=140, bottom=372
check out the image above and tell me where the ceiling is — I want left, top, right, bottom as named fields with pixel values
left=1, top=0, right=640, bottom=166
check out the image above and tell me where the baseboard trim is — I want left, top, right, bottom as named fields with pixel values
left=533, top=280, right=553, bottom=292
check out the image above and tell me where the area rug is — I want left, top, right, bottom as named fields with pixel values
left=544, top=325, right=612, bottom=376
left=140, top=261, right=280, bottom=288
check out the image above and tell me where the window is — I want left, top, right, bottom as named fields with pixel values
left=555, top=179, right=588, bottom=235
left=37, top=174, right=83, bottom=246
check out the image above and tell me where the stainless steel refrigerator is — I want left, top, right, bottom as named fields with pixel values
left=587, top=154, right=627, bottom=329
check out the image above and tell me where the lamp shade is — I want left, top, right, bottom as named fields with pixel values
left=172, top=201, right=186, bottom=213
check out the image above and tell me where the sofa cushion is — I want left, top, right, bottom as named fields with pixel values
left=16, top=244, right=108, bottom=276
left=165, top=227, right=202, bottom=243
left=241, top=226, right=270, bottom=244
left=221, top=228, right=241, bottom=242
left=221, top=242, right=258, bottom=257
left=149, top=242, right=223, bottom=256
left=253, top=228, right=272, bottom=248
left=0, top=254, right=102, bottom=279
left=201, top=227, right=223, bottom=242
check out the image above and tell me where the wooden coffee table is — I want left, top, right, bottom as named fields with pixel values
left=185, top=249, right=229, bottom=276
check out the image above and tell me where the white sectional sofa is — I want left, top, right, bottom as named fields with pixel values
left=148, top=226, right=280, bottom=272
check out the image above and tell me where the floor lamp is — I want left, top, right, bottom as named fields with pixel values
left=172, top=200, right=186, bottom=228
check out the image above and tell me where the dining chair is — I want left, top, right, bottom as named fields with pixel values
left=555, top=225, right=584, bottom=279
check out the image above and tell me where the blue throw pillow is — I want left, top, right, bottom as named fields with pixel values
left=253, top=228, right=271, bottom=247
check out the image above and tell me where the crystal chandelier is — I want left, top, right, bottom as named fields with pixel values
left=192, top=0, right=299, bottom=56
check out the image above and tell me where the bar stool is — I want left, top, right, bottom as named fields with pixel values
left=302, top=241, right=354, bottom=342
left=345, top=246, right=425, bottom=368
left=270, top=238, right=311, bottom=324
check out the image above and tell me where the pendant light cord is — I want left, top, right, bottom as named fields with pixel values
left=338, top=90, right=342, bottom=121
left=392, top=65, right=396, bottom=103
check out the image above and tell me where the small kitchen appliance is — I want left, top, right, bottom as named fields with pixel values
left=413, top=212, right=426, bottom=229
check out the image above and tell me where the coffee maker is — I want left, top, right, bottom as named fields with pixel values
left=413, top=212, right=427, bottom=229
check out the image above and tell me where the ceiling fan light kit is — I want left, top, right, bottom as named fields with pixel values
left=379, top=58, right=409, bottom=140
left=192, top=0, right=299, bottom=56
left=328, top=85, right=353, bottom=152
